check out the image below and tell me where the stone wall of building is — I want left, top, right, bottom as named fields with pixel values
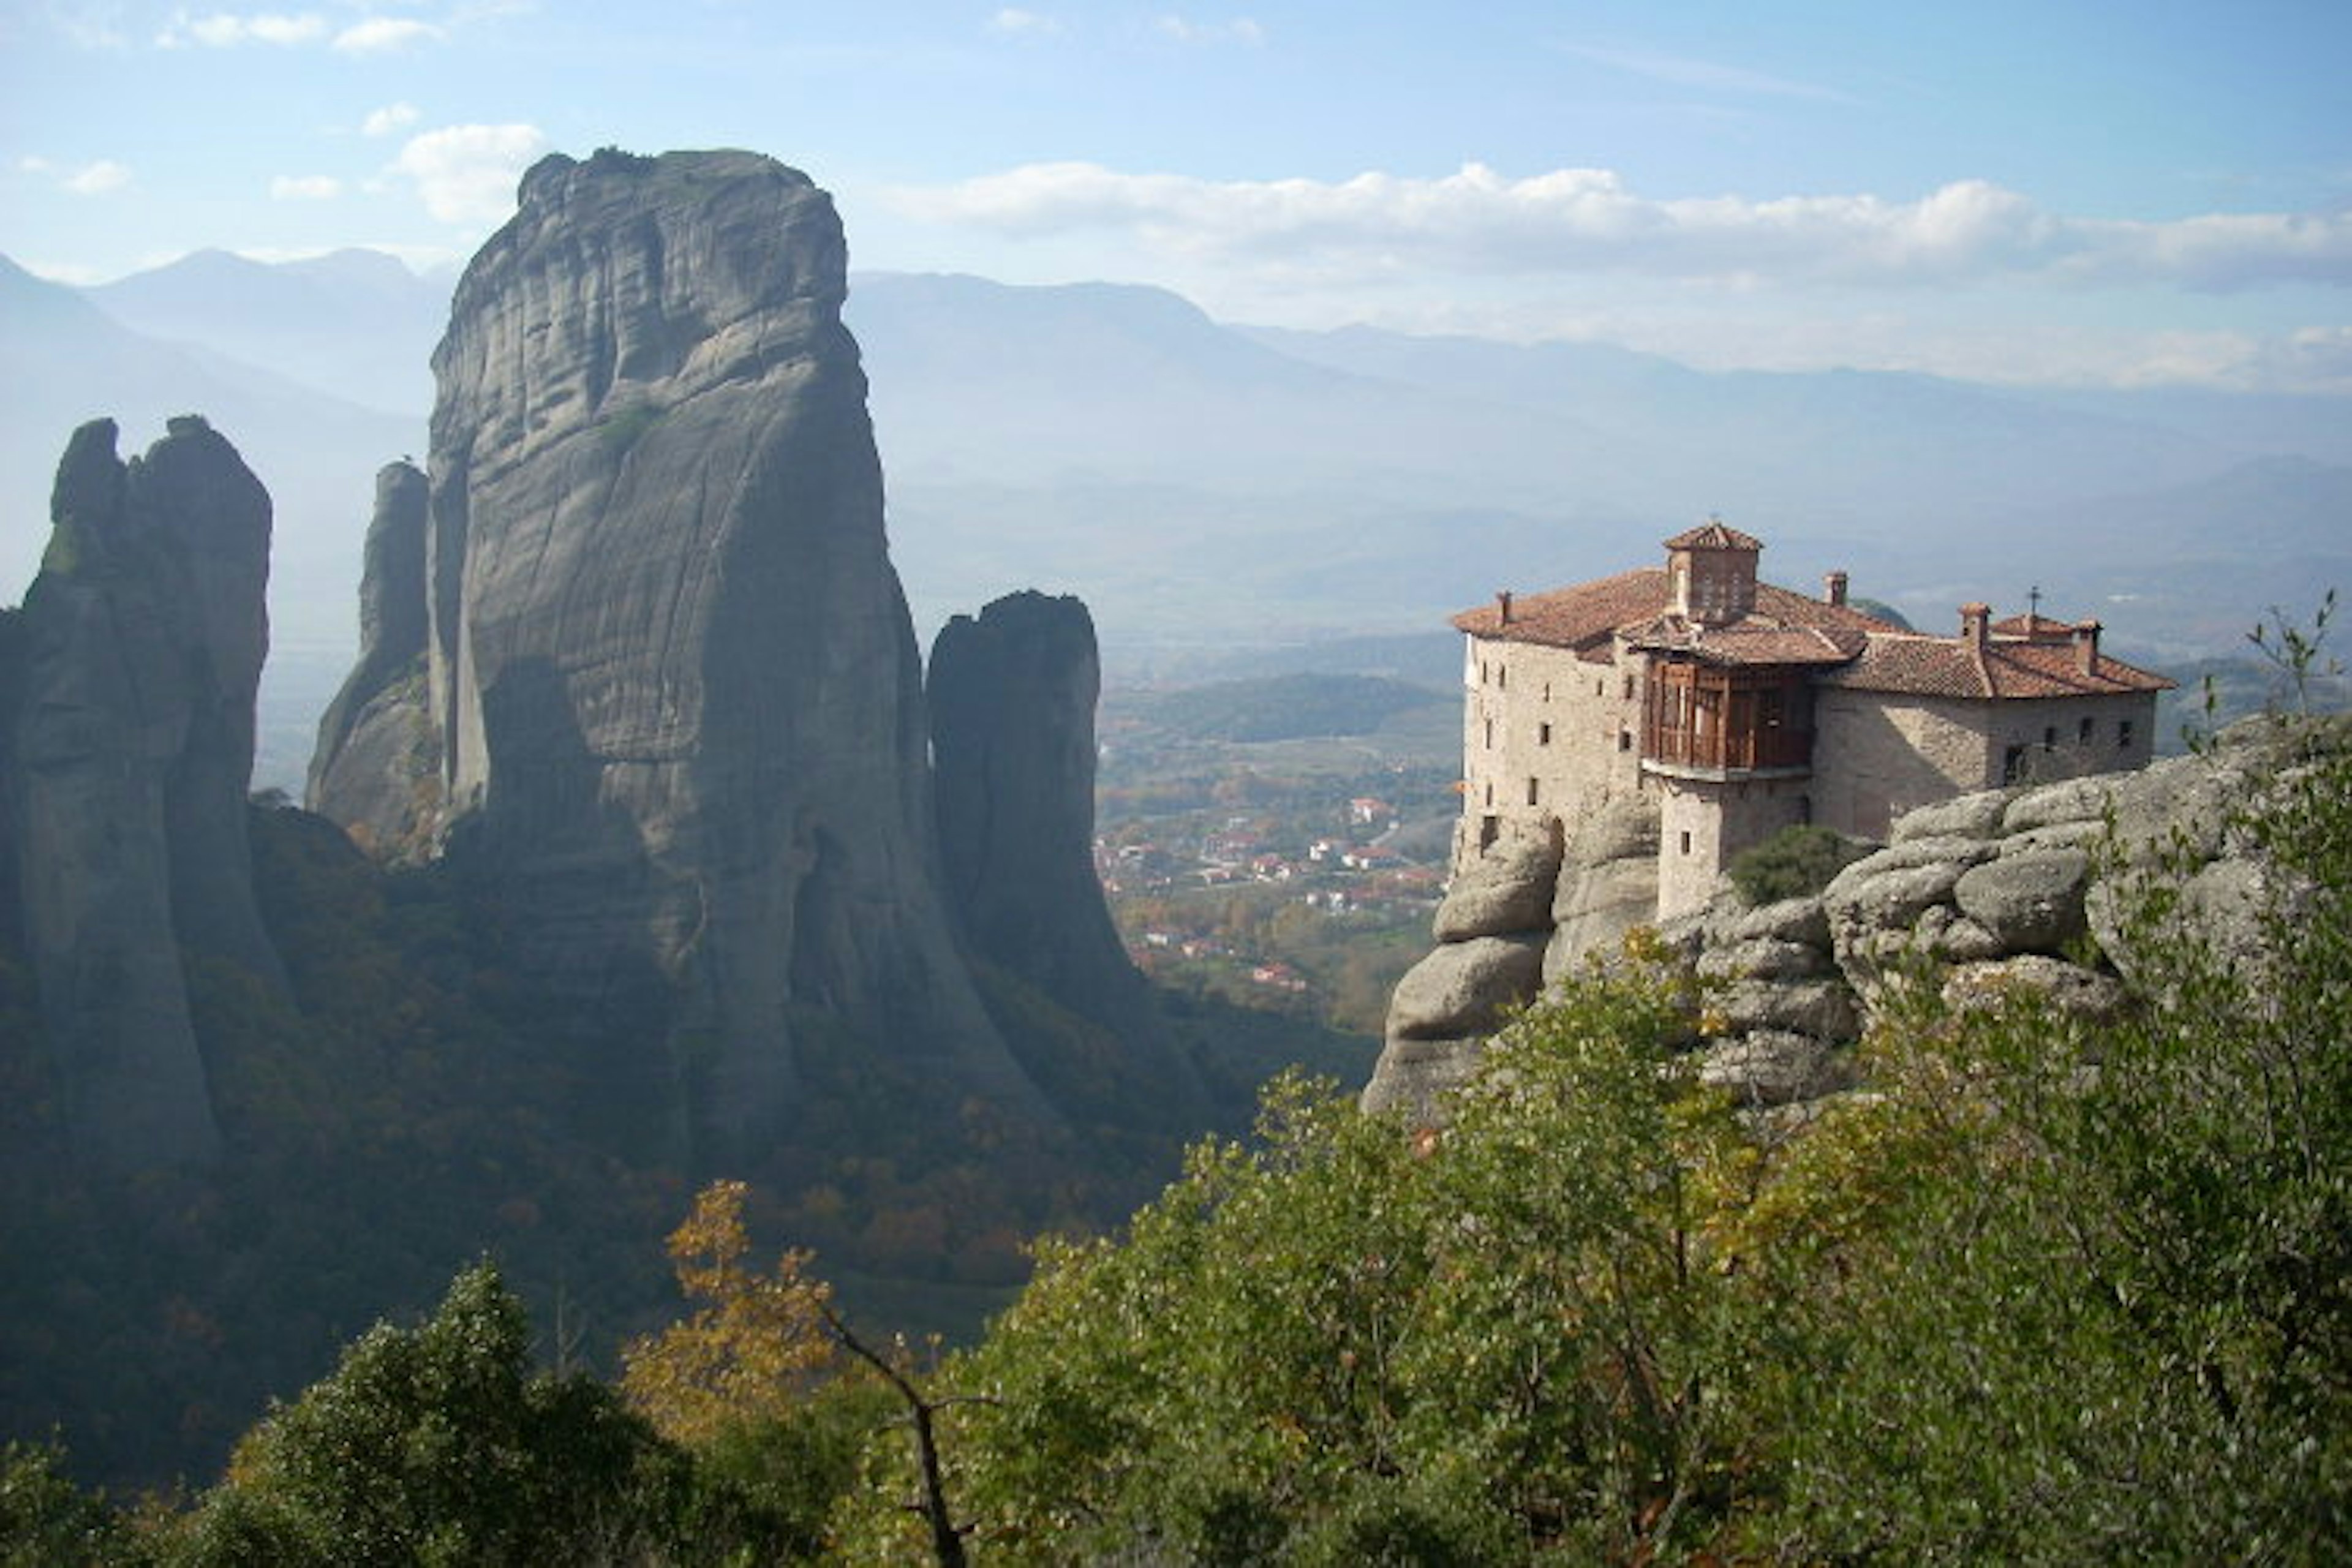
left=1813, top=688, right=2159, bottom=840
left=1656, top=772, right=1812, bottom=919
left=1460, top=636, right=1645, bottom=840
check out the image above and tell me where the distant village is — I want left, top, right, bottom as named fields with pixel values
left=1095, top=785, right=1448, bottom=999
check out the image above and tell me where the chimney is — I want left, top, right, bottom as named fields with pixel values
left=1823, top=570, right=1849, bottom=608
left=2072, top=619, right=2101, bottom=676
left=1496, top=589, right=1513, bottom=625
left=1960, top=603, right=1991, bottom=651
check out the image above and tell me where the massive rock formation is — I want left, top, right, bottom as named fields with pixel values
left=306, top=460, right=434, bottom=859
left=929, top=594, right=1138, bottom=1020
left=4, top=416, right=286, bottom=1171
left=929, top=591, right=1208, bottom=1117
left=1364, top=718, right=2341, bottom=1128
left=309, top=148, right=1054, bottom=1155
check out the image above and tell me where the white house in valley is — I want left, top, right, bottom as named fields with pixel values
left=1454, top=522, right=2175, bottom=918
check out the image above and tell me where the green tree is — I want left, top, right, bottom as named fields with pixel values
left=1, top=1439, right=138, bottom=1568
left=167, top=1262, right=683, bottom=1566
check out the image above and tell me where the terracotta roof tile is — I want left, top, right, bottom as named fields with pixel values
left=1990, top=612, right=2081, bottom=643
left=1455, top=571, right=1898, bottom=660
left=1662, top=520, right=1763, bottom=551
left=1453, top=568, right=1669, bottom=649
left=1818, top=634, right=2175, bottom=699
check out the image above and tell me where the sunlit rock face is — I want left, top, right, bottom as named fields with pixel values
left=336, top=148, right=1050, bottom=1155
left=7, top=416, right=285, bottom=1172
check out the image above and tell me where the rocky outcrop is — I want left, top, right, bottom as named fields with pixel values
left=927, top=592, right=1205, bottom=1114
left=1365, top=720, right=2342, bottom=1128
left=309, top=148, right=1058, bottom=1156
left=1362, top=819, right=1560, bottom=1118
left=4, top=417, right=286, bottom=1172
left=306, top=461, right=435, bottom=859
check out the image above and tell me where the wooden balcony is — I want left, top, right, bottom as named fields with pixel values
left=1641, top=661, right=1814, bottom=777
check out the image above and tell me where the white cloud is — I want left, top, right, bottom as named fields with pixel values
left=52, top=159, right=135, bottom=195
left=270, top=173, right=342, bottom=200
left=157, top=10, right=330, bottom=48
left=1155, top=14, right=1263, bottom=45
left=363, top=101, right=421, bottom=137
left=334, top=17, right=443, bottom=54
left=990, top=8, right=1061, bottom=36
left=887, top=162, right=2352, bottom=294
left=391, top=123, right=547, bottom=224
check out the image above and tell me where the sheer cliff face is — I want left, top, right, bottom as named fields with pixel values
left=930, top=594, right=1149, bottom=1019
left=348, top=148, right=1044, bottom=1152
left=6, top=417, right=285, bottom=1172
left=306, top=461, right=434, bottom=859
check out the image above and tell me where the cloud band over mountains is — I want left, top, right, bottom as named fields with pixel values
left=891, top=162, right=2352, bottom=294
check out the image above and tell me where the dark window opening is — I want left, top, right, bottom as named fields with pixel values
left=2003, top=744, right=2028, bottom=784
left=1539, top=722, right=1553, bottom=745
left=2079, top=717, right=2095, bottom=745
left=2120, top=719, right=2135, bottom=749
left=1526, top=777, right=1540, bottom=807
left=1679, top=830, right=1693, bottom=855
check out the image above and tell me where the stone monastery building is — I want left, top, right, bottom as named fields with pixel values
left=1456, top=522, right=2174, bottom=919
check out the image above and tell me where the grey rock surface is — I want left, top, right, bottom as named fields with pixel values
left=1386, top=933, right=1548, bottom=1043
left=1700, top=1031, right=1856, bottom=1107
left=1434, top=816, right=1562, bottom=941
left=6, top=416, right=287, bottom=1171
left=307, top=461, right=437, bottom=859
left=1952, top=846, right=2091, bottom=954
left=1359, top=1034, right=1491, bottom=1121
left=930, top=590, right=1206, bottom=1117
left=339, top=147, right=1051, bottom=1155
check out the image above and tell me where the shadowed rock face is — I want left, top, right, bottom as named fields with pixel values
left=306, top=460, right=435, bottom=859
left=5, top=416, right=285, bottom=1172
left=320, top=147, right=1050, bottom=1155
left=930, top=592, right=1135, bottom=1022
left=929, top=592, right=1208, bottom=1117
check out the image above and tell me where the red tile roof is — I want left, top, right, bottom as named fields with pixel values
left=1989, top=612, right=2081, bottom=643
left=1455, top=571, right=1898, bottom=665
left=1455, top=540, right=2174, bottom=699
left=1662, top=519, right=1763, bottom=551
left=1817, top=633, right=2174, bottom=699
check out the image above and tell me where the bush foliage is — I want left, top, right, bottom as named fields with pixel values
left=1725, top=822, right=1871, bottom=906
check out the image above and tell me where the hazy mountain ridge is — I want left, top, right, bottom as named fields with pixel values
left=6, top=250, right=2346, bottom=780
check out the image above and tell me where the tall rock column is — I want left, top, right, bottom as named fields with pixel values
left=929, top=591, right=1207, bottom=1118
left=6, top=416, right=285, bottom=1172
left=307, top=461, right=436, bottom=859
left=372, top=146, right=1047, bottom=1155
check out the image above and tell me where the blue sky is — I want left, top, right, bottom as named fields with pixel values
left=4, top=1, right=2348, bottom=390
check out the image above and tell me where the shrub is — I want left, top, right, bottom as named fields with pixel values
left=1727, top=824, right=1869, bottom=906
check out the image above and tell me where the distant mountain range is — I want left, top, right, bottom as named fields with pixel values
left=6, top=247, right=2347, bottom=785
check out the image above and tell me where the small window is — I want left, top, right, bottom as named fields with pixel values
left=1484, top=782, right=1494, bottom=807
left=1538, top=722, right=1553, bottom=746
left=1542, top=682, right=1551, bottom=702
left=2003, top=744, right=2027, bottom=784
left=2043, top=725, right=2058, bottom=749
left=1622, top=673, right=1635, bottom=699
left=2119, top=719, right=2135, bottom=750
left=1618, top=728, right=1632, bottom=753
left=1679, top=831, right=1692, bottom=855
left=2079, top=717, right=2095, bottom=745
left=1526, top=777, right=1540, bottom=807
left=1594, top=678, right=1605, bottom=697
left=1484, top=718, right=1494, bottom=750
left=1497, top=666, right=1507, bottom=690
